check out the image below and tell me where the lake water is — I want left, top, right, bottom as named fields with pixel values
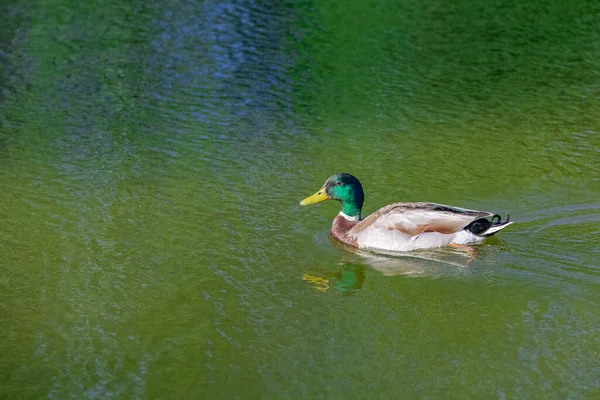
left=1, top=0, right=599, bottom=398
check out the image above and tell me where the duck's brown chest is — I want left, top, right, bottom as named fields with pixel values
left=331, top=214, right=359, bottom=247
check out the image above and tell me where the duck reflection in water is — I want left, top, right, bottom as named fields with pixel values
left=303, top=237, right=493, bottom=293
left=302, top=264, right=366, bottom=294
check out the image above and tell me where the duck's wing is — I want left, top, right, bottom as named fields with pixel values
left=350, top=202, right=494, bottom=237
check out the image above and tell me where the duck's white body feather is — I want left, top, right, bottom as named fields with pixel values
left=352, top=225, right=483, bottom=252
left=340, top=202, right=512, bottom=252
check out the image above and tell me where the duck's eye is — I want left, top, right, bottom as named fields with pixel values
left=335, top=182, right=342, bottom=186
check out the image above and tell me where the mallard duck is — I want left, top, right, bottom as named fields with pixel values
left=300, top=173, right=513, bottom=252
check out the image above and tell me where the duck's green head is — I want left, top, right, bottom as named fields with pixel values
left=300, top=173, right=364, bottom=219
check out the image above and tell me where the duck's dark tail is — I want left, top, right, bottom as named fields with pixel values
left=464, top=214, right=514, bottom=237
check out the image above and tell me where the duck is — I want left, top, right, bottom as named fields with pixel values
left=300, top=173, right=513, bottom=252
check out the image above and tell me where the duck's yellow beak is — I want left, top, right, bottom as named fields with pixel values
left=299, top=187, right=330, bottom=205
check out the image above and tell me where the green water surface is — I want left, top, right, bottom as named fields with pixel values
left=1, top=0, right=600, bottom=398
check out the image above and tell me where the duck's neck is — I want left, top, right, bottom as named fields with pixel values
left=341, top=200, right=362, bottom=220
